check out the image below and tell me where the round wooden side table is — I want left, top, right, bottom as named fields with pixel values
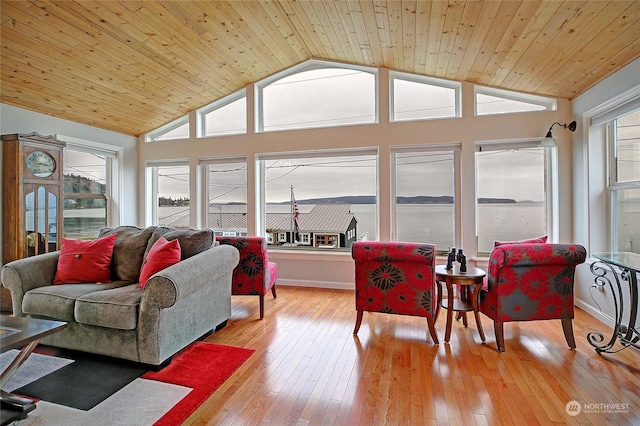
left=435, top=264, right=486, bottom=343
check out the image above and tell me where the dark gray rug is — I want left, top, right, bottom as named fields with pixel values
left=13, top=352, right=147, bottom=411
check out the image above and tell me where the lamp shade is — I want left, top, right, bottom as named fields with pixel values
left=538, top=130, right=556, bottom=147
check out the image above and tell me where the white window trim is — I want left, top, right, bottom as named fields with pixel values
left=256, top=148, right=379, bottom=244
left=474, top=139, right=558, bottom=255
left=196, top=89, right=247, bottom=138
left=389, top=71, right=462, bottom=122
left=145, top=159, right=190, bottom=227
left=198, top=156, right=248, bottom=231
left=474, top=85, right=557, bottom=116
left=390, top=144, right=462, bottom=250
left=254, top=59, right=378, bottom=133
left=57, top=135, right=122, bottom=228
left=146, top=115, right=190, bottom=142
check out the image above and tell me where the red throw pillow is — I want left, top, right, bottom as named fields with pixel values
left=139, top=237, right=181, bottom=288
left=493, top=235, right=548, bottom=248
left=53, top=234, right=117, bottom=284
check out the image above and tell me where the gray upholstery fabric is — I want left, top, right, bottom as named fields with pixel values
left=1, top=227, right=239, bottom=366
left=75, top=284, right=142, bottom=330
left=22, top=282, right=126, bottom=321
left=145, top=227, right=214, bottom=261
left=98, top=226, right=156, bottom=282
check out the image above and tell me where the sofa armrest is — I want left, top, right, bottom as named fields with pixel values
left=140, top=243, right=240, bottom=310
left=1, top=252, right=60, bottom=316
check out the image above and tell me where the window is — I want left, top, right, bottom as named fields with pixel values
left=198, top=91, right=247, bottom=137
left=259, top=150, right=377, bottom=249
left=475, top=142, right=553, bottom=254
left=146, top=115, right=189, bottom=141
left=202, top=159, right=247, bottom=236
left=475, top=86, right=555, bottom=116
left=610, top=108, right=640, bottom=253
left=259, top=64, right=376, bottom=132
left=63, top=148, right=111, bottom=239
left=392, top=147, right=459, bottom=254
left=391, top=73, right=459, bottom=121
left=148, top=163, right=190, bottom=228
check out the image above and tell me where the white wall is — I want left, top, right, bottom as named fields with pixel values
left=137, top=73, right=575, bottom=289
left=0, top=104, right=138, bottom=261
left=571, top=58, right=640, bottom=327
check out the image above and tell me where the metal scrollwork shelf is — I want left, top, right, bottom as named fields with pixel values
left=589, top=252, right=640, bottom=354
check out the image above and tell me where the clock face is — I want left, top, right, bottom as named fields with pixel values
left=26, top=150, right=56, bottom=178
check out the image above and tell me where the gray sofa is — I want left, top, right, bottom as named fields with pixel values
left=1, top=226, right=239, bottom=366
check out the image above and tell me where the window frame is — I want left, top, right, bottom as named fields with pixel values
left=474, top=139, right=558, bottom=256
left=59, top=136, right=121, bottom=233
left=389, top=71, right=461, bottom=122
left=390, top=144, right=461, bottom=254
left=146, top=115, right=190, bottom=142
left=256, top=148, right=379, bottom=250
left=146, top=160, right=190, bottom=227
left=474, top=86, right=556, bottom=116
left=607, top=109, right=640, bottom=252
left=255, top=59, right=378, bottom=133
left=196, top=89, right=247, bottom=138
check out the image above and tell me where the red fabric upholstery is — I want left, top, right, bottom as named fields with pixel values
left=351, top=241, right=439, bottom=344
left=479, top=243, right=586, bottom=352
left=216, top=236, right=277, bottom=319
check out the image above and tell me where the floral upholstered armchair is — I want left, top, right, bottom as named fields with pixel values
left=216, top=236, right=278, bottom=319
left=479, top=243, right=586, bottom=352
left=351, top=241, right=439, bottom=344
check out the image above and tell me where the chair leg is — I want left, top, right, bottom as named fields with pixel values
left=353, top=310, right=364, bottom=335
left=259, top=294, right=265, bottom=320
left=271, top=283, right=277, bottom=298
left=494, top=321, right=505, bottom=352
left=427, top=317, right=439, bottom=344
left=562, top=318, right=576, bottom=349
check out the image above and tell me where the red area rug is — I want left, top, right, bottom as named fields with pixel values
left=143, top=342, right=255, bottom=426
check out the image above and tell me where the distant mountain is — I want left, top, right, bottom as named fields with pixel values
left=277, top=196, right=516, bottom=204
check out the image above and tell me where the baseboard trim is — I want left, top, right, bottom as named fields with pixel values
left=575, top=298, right=614, bottom=327
left=276, top=278, right=354, bottom=291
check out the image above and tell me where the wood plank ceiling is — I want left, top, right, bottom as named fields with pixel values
left=1, top=1, right=639, bottom=137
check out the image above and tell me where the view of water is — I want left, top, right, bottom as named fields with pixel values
left=48, top=201, right=640, bottom=254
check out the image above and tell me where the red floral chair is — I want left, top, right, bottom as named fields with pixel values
left=479, top=243, right=586, bottom=352
left=216, top=236, right=277, bottom=319
left=352, top=241, right=439, bottom=344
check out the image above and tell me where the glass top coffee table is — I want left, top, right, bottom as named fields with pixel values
left=1, top=316, right=67, bottom=425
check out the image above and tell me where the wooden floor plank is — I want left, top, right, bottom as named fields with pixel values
left=184, top=286, right=640, bottom=426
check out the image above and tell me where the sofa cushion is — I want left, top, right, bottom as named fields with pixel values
left=98, top=226, right=156, bottom=283
left=139, top=237, right=181, bottom=288
left=145, top=227, right=214, bottom=261
left=53, top=234, right=117, bottom=284
left=74, top=284, right=142, bottom=330
left=22, top=282, right=127, bottom=321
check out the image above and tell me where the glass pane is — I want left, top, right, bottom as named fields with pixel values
left=395, top=151, right=454, bottom=253
left=262, top=68, right=375, bottom=131
left=263, top=153, right=377, bottom=249
left=48, top=191, right=57, bottom=251
left=615, top=109, right=640, bottom=183
left=63, top=197, right=107, bottom=240
left=157, top=165, right=190, bottom=228
left=476, top=148, right=547, bottom=253
left=615, top=188, right=640, bottom=254
left=25, top=190, right=35, bottom=257
left=64, top=150, right=107, bottom=194
left=393, top=79, right=456, bottom=121
left=203, top=97, right=247, bottom=136
left=155, top=122, right=189, bottom=141
left=207, top=162, right=247, bottom=236
left=476, top=93, right=546, bottom=115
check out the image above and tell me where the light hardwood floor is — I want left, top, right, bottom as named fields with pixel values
left=185, top=286, right=640, bottom=425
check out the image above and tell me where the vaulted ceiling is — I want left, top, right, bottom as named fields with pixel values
left=1, top=1, right=639, bottom=137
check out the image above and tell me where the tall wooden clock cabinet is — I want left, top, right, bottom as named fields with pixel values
left=2, top=133, right=66, bottom=312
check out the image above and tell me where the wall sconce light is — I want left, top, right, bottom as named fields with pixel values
left=539, top=121, right=577, bottom=147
